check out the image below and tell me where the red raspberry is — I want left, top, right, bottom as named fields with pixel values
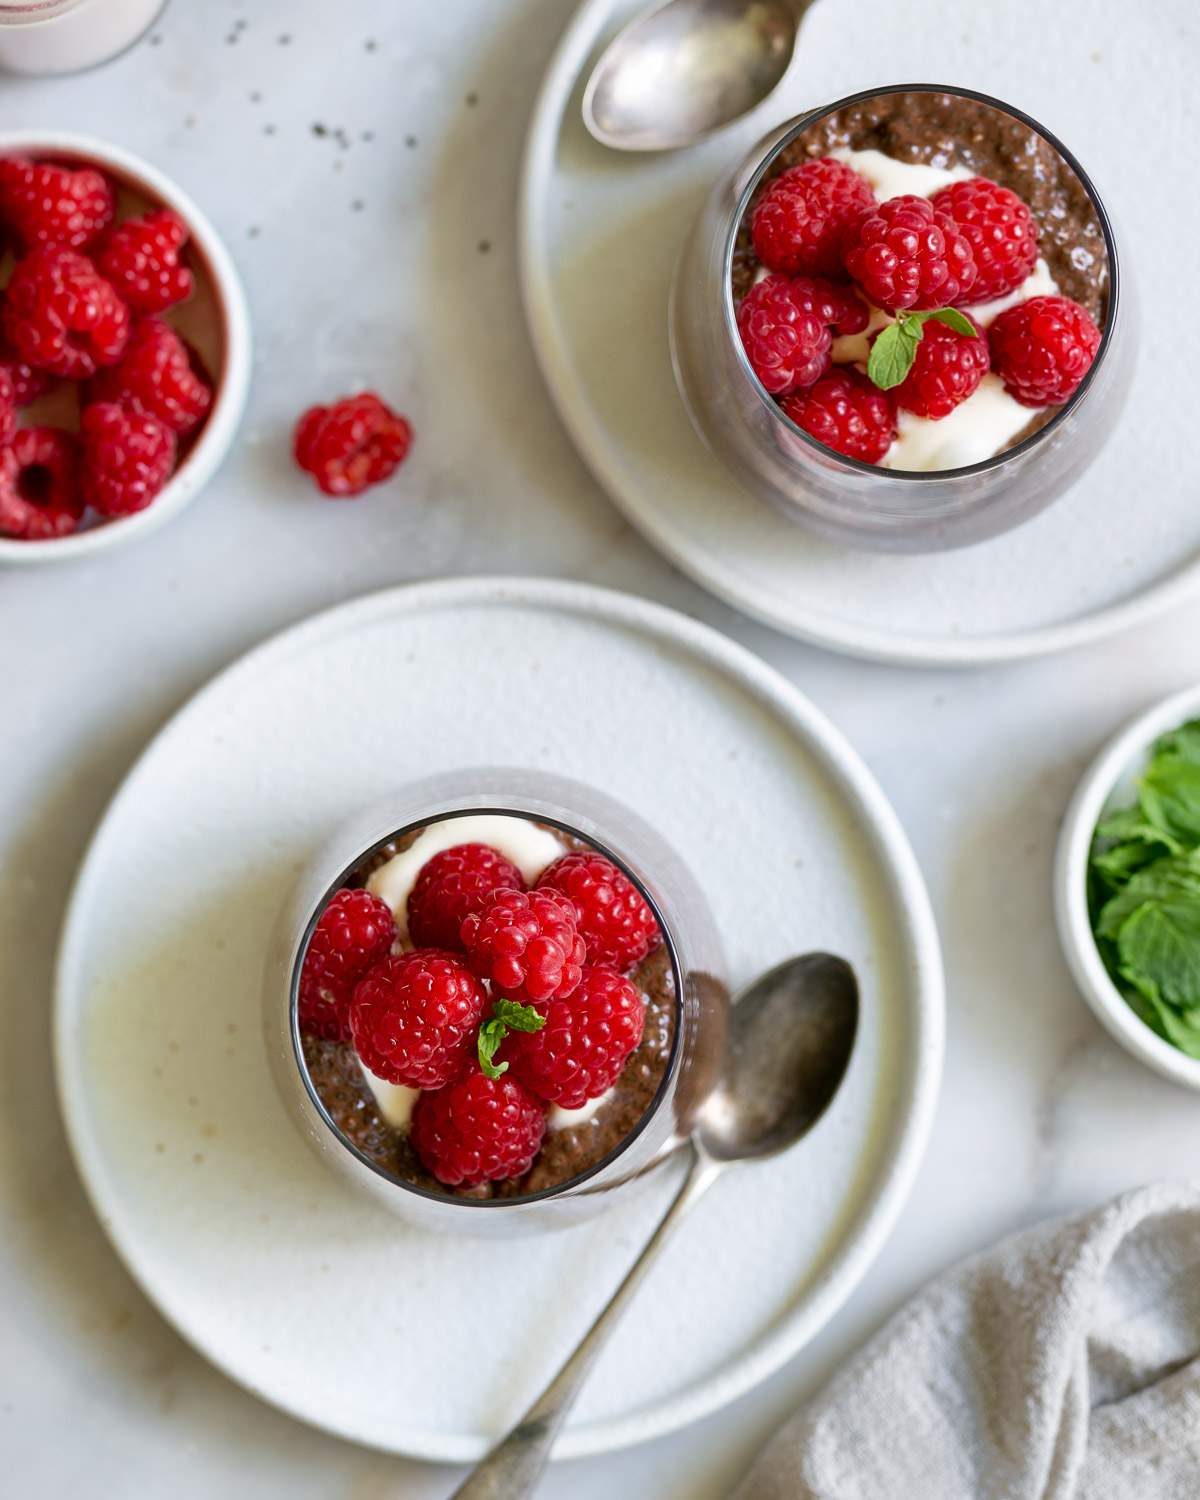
left=410, top=1070, right=546, bottom=1187
left=461, top=887, right=585, bottom=1006
left=536, top=853, right=661, bottom=972
left=736, top=275, right=832, bottom=395
left=987, top=295, right=1101, bottom=408
left=0, top=344, right=53, bottom=406
left=2, top=247, right=131, bottom=379
left=298, top=888, right=396, bottom=1041
left=0, top=426, right=81, bottom=540
left=842, top=194, right=977, bottom=313
left=293, top=392, right=412, bottom=498
left=751, top=158, right=875, bottom=277
left=0, top=366, right=15, bottom=446
left=788, top=275, right=871, bottom=337
left=78, top=400, right=176, bottom=517
left=929, top=177, right=1039, bottom=303
left=407, top=843, right=526, bottom=952
left=88, top=317, right=212, bottom=434
left=781, top=368, right=896, bottom=465
left=350, top=950, right=488, bottom=1088
left=892, top=314, right=990, bottom=420
left=505, top=966, right=645, bottom=1110
left=0, top=157, right=115, bottom=250
left=95, top=209, right=194, bottom=314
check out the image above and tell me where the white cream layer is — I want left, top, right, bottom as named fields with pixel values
left=366, top=814, right=566, bottom=946
left=358, top=1062, right=420, bottom=1131
left=547, top=1089, right=614, bottom=1131
left=819, top=148, right=1060, bottom=471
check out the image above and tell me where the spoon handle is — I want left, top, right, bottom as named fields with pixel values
left=448, top=1148, right=721, bottom=1500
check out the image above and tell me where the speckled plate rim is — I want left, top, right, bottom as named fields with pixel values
left=53, top=575, right=944, bottom=1461
left=518, top=0, right=1200, bottom=668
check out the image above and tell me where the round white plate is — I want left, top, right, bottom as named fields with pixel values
left=520, top=0, right=1199, bottom=666
left=55, top=576, right=943, bottom=1461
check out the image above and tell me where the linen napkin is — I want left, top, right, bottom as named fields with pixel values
left=734, top=1182, right=1200, bottom=1499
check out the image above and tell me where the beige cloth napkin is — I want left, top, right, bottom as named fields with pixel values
left=735, top=1183, right=1200, bottom=1499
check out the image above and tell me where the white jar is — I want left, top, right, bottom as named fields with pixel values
left=0, top=0, right=165, bottom=75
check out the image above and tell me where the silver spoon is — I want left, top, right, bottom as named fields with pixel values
left=582, top=0, right=814, bottom=153
left=449, top=951, right=859, bottom=1500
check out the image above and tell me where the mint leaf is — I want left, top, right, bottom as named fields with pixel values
left=493, top=998, right=545, bottom=1033
left=1096, top=855, right=1200, bottom=941
left=1090, top=807, right=1182, bottom=892
left=1139, top=758, right=1200, bottom=848
left=921, top=307, right=976, bottom=338
left=475, top=999, right=545, bottom=1079
left=1153, top=719, right=1200, bottom=767
left=866, top=320, right=920, bottom=389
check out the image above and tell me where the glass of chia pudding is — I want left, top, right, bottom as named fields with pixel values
left=263, top=769, right=729, bottom=1235
left=669, top=84, right=1135, bottom=552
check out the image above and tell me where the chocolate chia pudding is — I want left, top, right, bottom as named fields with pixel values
left=733, top=91, right=1108, bottom=318
left=296, top=813, right=681, bottom=1201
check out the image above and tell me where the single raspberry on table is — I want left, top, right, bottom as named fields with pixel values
left=96, top=208, right=194, bottom=314
left=2, top=247, right=131, bottom=379
left=536, top=852, right=661, bottom=972
left=0, top=157, right=115, bottom=250
left=0, top=426, right=81, bottom=540
left=88, top=316, right=212, bottom=434
left=842, top=194, right=977, bottom=312
left=504, top=966, right=645, bottom=1110
left=461, top=887, right=585, bottom=1006
left=293, top=392, right=412, bottom=498
left=349, top=949, right=488, bottom=1088
left=892, top=314, right=990, bottom=420
left=929, top=177, right=1039, bottom=303
left=78, top=400, right=176, bottom=516
left=987, top=295, right=1101, bottom=408
left=298, top=887, right=396, bottom=1041
left=781, top=368, right=896, bottom=464
left=410, top=1070, right=546, bottom=1187
left=407, top=843, right=526, bottom=952
left=750, top=158, right=875, bottom=277
left=736, top=274, right=832, bottom=395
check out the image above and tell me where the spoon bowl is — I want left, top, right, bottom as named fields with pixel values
left=582, top=0, right=804, bottom=153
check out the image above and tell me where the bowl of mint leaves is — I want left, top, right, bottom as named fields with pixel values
left=1057, top=689, right=1200, bottom=1088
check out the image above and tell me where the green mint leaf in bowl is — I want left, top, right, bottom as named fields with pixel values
left=865, top=308, right=977, bottom=390
left=1154, top=719, right=1200, bottom=765
left=476, top=998, right=546, bottom=1078
left=1139, top=758, right=1200, bottom=846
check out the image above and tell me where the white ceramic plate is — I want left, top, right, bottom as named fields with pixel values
left=520, top=0, right=1199, bottom=666
left=55, top=577, right=942, bottom=1461
left=1056, top=682, right=1200, bottom=1091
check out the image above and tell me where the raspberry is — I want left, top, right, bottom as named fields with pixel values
left=0, top=345, right=53, bottom=406
left=929, top=177, right=1039, bottom=303
left=298, top=888, right=396, bottom=1041
left=987, top=295, right=1101, bottom=408
left=787, top=275, right=871, bottom=337
left=736, top=275, right=832, bottom=395
left=536, top=853, right=661, bottom=972
left=2, top=247, right=131, bottom=379
left=0, top=426, right=81, bottom=540
left=350, top=950, right=488, bottom=1088
left=95, top=209, right=194, bottom=314
left=293, top=392, right=412, bottom=498
left=0, top=157, right=115, bottom=250
left=781, top=368, right=896, bottom=465
left=751, top=158, right=875, bottom=277
left=78, top=400, right=176, bottom=517
left=892, top=314, right=990, bottom=420
left=461, top=887, right=585, bottom=1006
left=87, top=317, right=212, bottom=434
left=505, top=966, right=645, bottom=1110
left=842, top=194, right=977, bottom=313
left=0, top=366, right=15, bottom=446
left=407, top=843, right=526, bottom=952
left=410, top=1070, right=546, bottom=1187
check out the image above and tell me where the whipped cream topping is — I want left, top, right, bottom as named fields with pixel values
left=366, top=814, right=566, bottom=946
left=358, top=1062, right=420, bottom=1131
left=547, top=1089, right=614, bottom=1132
left=829, top=146, right=971, bottom=201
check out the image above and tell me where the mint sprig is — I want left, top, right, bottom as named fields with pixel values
left=866, top=307, right=978, bottom=391
left=476, top=997, right=546, bottom=1079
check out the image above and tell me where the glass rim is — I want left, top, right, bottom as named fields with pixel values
left=289, top=804, right=685, bottom=1210
left=721, top=81, right=1121, bottom=484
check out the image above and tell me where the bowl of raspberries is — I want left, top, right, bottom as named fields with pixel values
left=0, top=131, right=250, bottom=562
left=263, top=769, right=730, bottom=1234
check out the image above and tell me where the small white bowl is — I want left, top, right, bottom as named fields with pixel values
left=0, top=130, right=251, bottom=565
left=1055, top=682, right=1200, bottom=1090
